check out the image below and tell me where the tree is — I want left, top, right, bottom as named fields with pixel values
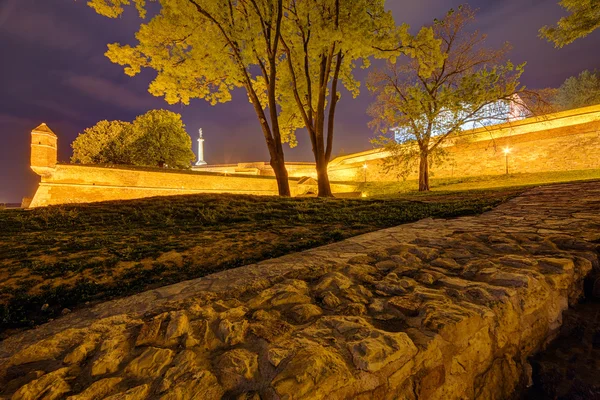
left=71, top=120, right=134, bottom=165
left=87, top=0, right=293, bottom=196
left=554, top=70, right=600, bottom=110
left=276, top=0, right=403, bottom=197
left=129, top=109, right=196, bottom=168
left=71, top=110, right=195, bottom=169
left=368, top=6, right=526, bottom=191
left=541, top=0, right=600, bottom=47
left=525, top=87, right=560, bottom=116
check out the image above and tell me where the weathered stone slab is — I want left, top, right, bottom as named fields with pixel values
left=1, top=181, right=599, bottom=399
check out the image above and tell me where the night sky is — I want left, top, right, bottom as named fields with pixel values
left=1, top=0, right=599, bottom=203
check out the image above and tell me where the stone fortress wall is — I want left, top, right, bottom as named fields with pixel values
left=28, top=104, right=600, bottom=207
left=28, top=124, right=357, bottom=208
left=198, top=104, right=600, bottom=182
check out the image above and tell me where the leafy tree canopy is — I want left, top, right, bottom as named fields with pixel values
left=86, top=0, right=425, bottom=197
left=130, top=109, right=196, bottom=168
left=368, top=5, right=526, bottom=191
left=273, top=0, right=418, bottom=196
left=88, top=0, right=298, bottom=145
left=71, top=109, right=196, bottom=169
left=87, top=0, right=298, bottom=196
left=541, top=0, right=600, bottom=47
left=554, top=69, right=600, bottom=110
left=71, top=120, right=134, bottom=165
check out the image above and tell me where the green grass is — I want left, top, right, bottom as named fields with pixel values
left=361, top=169, right=600, bottom=197
left=0, top=188, right=523, bottom=335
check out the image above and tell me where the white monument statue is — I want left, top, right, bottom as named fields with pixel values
left=195, top=128, right=207, bottom=166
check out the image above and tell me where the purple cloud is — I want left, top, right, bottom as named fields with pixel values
left=64, top=75, right=159, bottom=111
left=0, top=1, right=88, bottom=51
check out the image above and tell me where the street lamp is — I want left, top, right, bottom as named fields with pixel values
left=363, top=163, right=368, bottom=183
left=503, top=147, right=511, bottom=175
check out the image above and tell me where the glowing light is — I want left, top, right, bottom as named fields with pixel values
left=363, top=163, right=368, bottom=169
left=503, top=147, right=511, bottom=175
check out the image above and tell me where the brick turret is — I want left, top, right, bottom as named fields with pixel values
left=31, top=123, right=57, bottom=176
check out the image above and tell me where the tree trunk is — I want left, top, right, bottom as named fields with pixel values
left=265, top=1, right=289, bottom=198
left=418, top=152, right=430, bottom=192
left=270, top=155, right=291, bottom=197
left=315, top=154, right=333, bottom=197
left=188, top=0, right=290, bottom=197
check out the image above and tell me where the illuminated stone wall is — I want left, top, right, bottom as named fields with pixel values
left=28, top=104, right=600, bottom=207
left=326, top=104, right=600, bottom=181
left=197, top=105, right=600, bottom=182
left=30, top=166, right=279, bottom=207
left=29, top=165, right=358, bottom=208
left=30, top=123, right=58, bottom=176
left=195, top=162, right=319, bottom=179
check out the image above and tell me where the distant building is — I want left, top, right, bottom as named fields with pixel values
left=394, top=95, right=529, bottom=143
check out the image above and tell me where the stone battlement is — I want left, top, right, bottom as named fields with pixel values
left=30, top=123, right=58, bottom=176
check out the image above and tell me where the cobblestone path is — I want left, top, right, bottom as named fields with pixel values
left=1, top=182, right=599, bottom=400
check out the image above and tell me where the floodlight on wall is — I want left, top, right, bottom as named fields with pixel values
left=503, top=147, right=512, bottom=174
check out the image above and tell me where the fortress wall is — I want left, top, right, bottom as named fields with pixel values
left=30, top=165, right=324, bottom=207
left=197, top=105, right=600, bottom=183
left=429, top=121, right=600, bottom=178
left=28, top=105, right=600, bottom=207
left=30, top=165, right=288, bottom=207
left=196, top=162, right=319, bottom=179
left=44, top=165, right=288, bottom=192
left=325, top=105, right=600, bottom=182
left=30, top=165, right=359, bottom=208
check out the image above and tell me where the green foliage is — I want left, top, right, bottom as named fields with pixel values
left=87, top=0, right=296, bottom=144
left=71, top=110, right=195, bottom=169
left=277, top=1, right=401, bottom=119
left=541, top=0, right=600, bottom=47
left=129, top=109, right=196, bottom=168
left=555, top=70, right=600, bottom=110
left=85, top=0, right=426, bottom=197
left=100, top=1, right=244, bottom=107
left=368, top=6, right=526, bottom=191
left=275, top=0, right=407, bottom=196
left=88, top=0, right=149, bottom=18
left=71, top=120, right=134, bottom=164
left=86, top=0, right=300, bottom=195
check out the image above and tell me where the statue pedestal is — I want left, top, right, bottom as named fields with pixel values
left=196, top=131, right=206, bottom=166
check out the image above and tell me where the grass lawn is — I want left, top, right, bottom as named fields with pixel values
left=361, top=169, right=600, bottom=197
left=0, top=187, right=524, bottom=335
